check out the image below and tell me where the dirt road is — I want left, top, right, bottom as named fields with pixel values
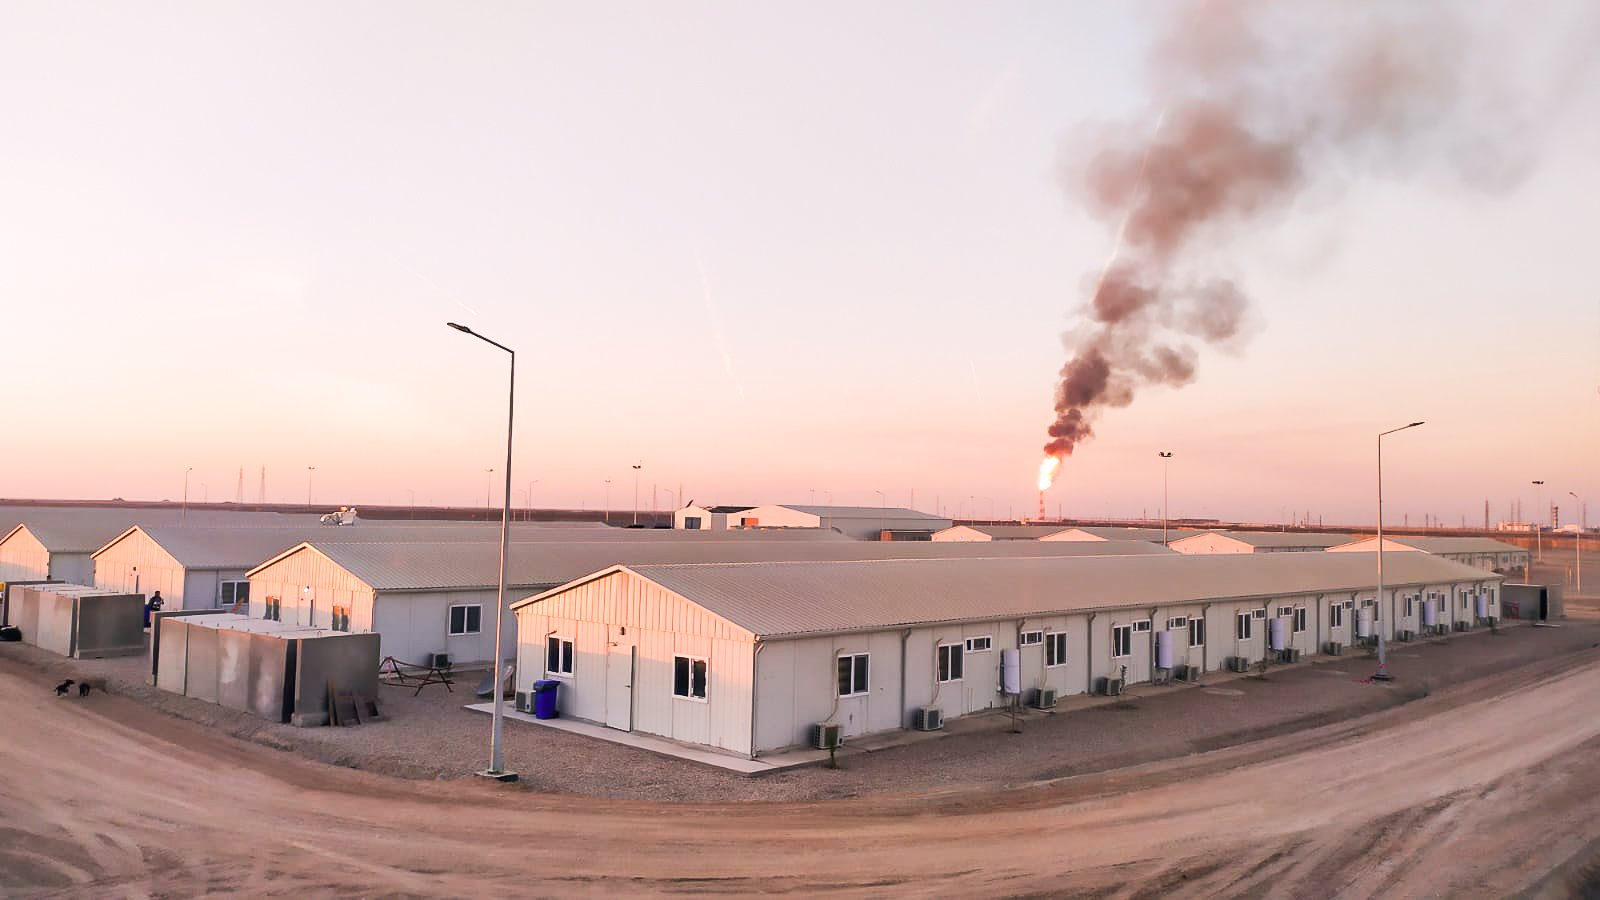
left=4, top=648, right=1600, bottom=898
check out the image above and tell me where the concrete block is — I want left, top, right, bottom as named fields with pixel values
left=291, top=632, right=380, bottom=727
left=156, top=617, right=190, bottom=693
left=247, top=632, right=294, bottom=723
left=185, top=624, right=220, bottom=704
left=74, top=593, right=145, bottom=658
left=216, top=628, right=253, bottom=712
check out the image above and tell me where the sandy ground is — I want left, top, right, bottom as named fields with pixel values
left=5, top=635, right=1600, bottom=896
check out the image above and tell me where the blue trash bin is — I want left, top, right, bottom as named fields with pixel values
left=532, top=679, right=560, bottom=719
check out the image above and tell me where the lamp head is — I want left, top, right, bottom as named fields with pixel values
left=1159, top=451, right=1173, bottom=458
left=1408, top=421, right=1424, bottom=428
left=447, top=322, right=472, bottom=334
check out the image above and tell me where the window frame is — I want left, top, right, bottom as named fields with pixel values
left=1131, top=619, right=1152, bottom=633
left=1045, top=631, right=1068, bottom=667
left=1188, top=617, right=1206, bottom=648
left=837, top=653, right=869, bottom=697
left=937, top=643, right=964, bottom=682
left=263, top=595, right=281, bottom=622
left=1166, top=616, right=1187, bottom=630
left=673, top=654, right=708, bottom=701
left=331, top=604, right=351, bottom=633
left=1236, top=611, right=1253, bottom=641
left=1329, top=603, right=1345, bottom=628
left=1293, top=606, right=1307, bottom=634
left=1111, top=624, right=1133, bottom=658
left=1018, top=630, right=1043, bottom=647
left=220, top=580, right=250, bottom=607
left=448, top=603, right=483, bottom=636
left=964, top=635, right=993, bottom=653
left=546, top=635, right=575, bottom=677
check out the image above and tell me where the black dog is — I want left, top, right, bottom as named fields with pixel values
left=54, top=679, right=75, bottom=696
left=78, top=682, right=92, bottom=697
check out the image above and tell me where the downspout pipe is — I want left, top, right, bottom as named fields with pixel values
left=748, top=640, right=765, bottom=759
left=899, top=629, right=911, bottom=728
left=1148, top=606, right=1159, bottom=682
left=1086, top=611, right=1097, bottom=694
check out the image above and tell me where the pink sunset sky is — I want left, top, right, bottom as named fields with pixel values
left=2, top=2, right=1597, bottom=527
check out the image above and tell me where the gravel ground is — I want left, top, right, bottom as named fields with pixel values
left=7, top=617, right=1598, bottom=805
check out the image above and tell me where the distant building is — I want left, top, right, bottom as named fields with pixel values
left=1326, top=536, right=1529, bottom=573
left=711, top=505, right=954, bottom=541
left=1169, top=531, right=1351, bottom=555
left=931, top=524, right=1076, bottom=542
left=673, top=505, right=754, bottom=531
left=1041, top=526, right=1200, bottom=545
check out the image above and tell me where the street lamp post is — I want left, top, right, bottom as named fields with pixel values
left=447, top=321, right=517, bottom=782
left=1158, top=452, right=1173, bottom=544
left=1375, top=421, right=1425, bottom=681
left=632, top=462, right=642, bottom=526
left=485, top=468, right=494, bottom=510
left=604, top=479, right=612, bottom=524
left=1572, top=491, right=1584, bottom=596
left=875, top=490, right=885, bottom=509
left=183, top=467, right=193, bottom=519
left=1531, top=480, right=1545, bottom=561
left=306, top=466, right=315, bottom=507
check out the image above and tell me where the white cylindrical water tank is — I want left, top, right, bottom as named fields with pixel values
left=1001, top=649, right=1021, bottom=695
left=1269, top=616, right=1288, bottom=651
left=1422, top=601, right=1438, bottom=627
left=1356, top=608, right=1373, bottom=638
left=1475, top=593, right=1488, bottom=619
left=1156, top=629, right=1175, bottom=669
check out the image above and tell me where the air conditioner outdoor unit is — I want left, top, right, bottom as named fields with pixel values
left=1177, top=664, right=1202, bottom=683
left=1456, top=620, right=1471, bottom=632
left=1324, top=642, right=1343, bottom=656
left=1030, top=687, right=1058, bottom=709
left=1281, top=649, right=1302, bottom=664
left=426, top=652, right=452, bottom=670
left=1226, top=657, right=1250, bottom=673
left=1099, top=677, right=1125, bottom=696
left=1396, top=630, right=1413, bottom=642
left=515, top=691, right=533, bottom=714
left=912, top=706, right=944, bottom=731
left=812, top=722, right=843, bottom=750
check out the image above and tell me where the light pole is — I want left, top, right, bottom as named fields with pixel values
left=1375, top=421, right=1424, bottom=681
left=306, top=466, right=315, bottom=507
left=632, top=462, right=642, bottom=526
left=486, top=468, right=494, bottom=510
left=182, top=467, right=193, bottom=519
left=526, top=479, right=537, bottom=522
left=1531, top=480, right=1545, bottom=561
left=604, top=479, right=612, bottom=524
left=1572, top=491, right=1583, bottom=595
left=1158, top=452, right=1173, bottom=544
left=874, top=490, right=885, bottom=509
left=447, top=321, right=518, bottom=782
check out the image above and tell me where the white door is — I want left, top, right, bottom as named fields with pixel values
left=605, top=632, right=634, bottom=731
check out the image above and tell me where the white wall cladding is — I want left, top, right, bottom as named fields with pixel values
left=515, top=570, right=755, bottom=755
left=94, top=529, right=187, bottom=607
left=0, top=528, right=51, bottom=582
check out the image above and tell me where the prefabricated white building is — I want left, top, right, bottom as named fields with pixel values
left=1327, top=536, right=1529, bottom=573
left=723, top=505, right=954, bottom=540
left=511, top=552, right=1500, bottom=757
left=931, top=524, right=1079, bottom=542
left=0, top=523, right=102, bottom=585
left=1169, top=531, right=1353, bottom=554
left=245, top=538, right=1181, bottom=666
left=1041, top=526, right=1201, bottom=544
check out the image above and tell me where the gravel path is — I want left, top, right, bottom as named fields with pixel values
left=7, top=618, right=1597, bottom=805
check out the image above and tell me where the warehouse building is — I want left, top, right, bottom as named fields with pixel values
left=672, top=505, right=755, bottom=530
left=1, top=521, right=112, bottom=585
left=1327, top=536, right=1529, bottom=573
left=1042, top=525, right=1200, bottom=544
left=1169, top=531, right=1352, bottom=554
left=715, top=505, right=954, bottom=540
left=931, top=524, right=1080, bottom=542
left=245, top=538, right=1176, bottom=666
left=510, top=552, right=1499, bottom=757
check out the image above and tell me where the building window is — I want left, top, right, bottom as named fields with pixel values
left=546, top=636, right=574, bottom=676
left=1343, top=599, right=1354, bottom=609
left=1276, top=605, right=1293, bottom=618
left=1405, top=595, right=1416, bottom=617
left=1188, top=617, right=1206, bottom=648
left=1046, top=632, right=1068, bottom=667
left=1329, top=603, right=1345, bottom=628
left=220, top=580, right=249, bottom=607
left=1293, top=607, right=1307, bottom=633
left=448, top=604, right=482, bottom=636
left=1019, top=630, right=1043, bottom=646
left=1251, top=608, right=1266, bottom=619
left=1131, top=619, right=1152, bottom=633
left=964, top=635, right=992, bottom=652
left=331, top=605, right=351, bottom=632
left=683, top=516, right=702, bottom=529
left=263, top=596, right=281, bottom=622
left=1236, top=612, right=1253, bottom=640
left=937, top=644, right=964, bottom=682
left=1167, top=616, right=1187, bottom=630
left=1112, top=625, right=1132, bottom=658
left=740, top=517, right=759, bottom=526
left=838, top=654, right=869, bottom=697
left=673, top=656, right=707, bottom=699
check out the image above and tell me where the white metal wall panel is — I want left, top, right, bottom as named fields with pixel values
left=752, top=640, right=797, bottom=752
left=708, top=637, right=752, bottom=755
left=47, top=552, right=95, bottom=588
left=0, top=529, right=51, bottom=582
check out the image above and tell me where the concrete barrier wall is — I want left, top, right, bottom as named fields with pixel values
left=185, top=624, right=221, bottom=704
left=14, top=587, right=42, bottom=645
left=74, top=593, right=144, bottom=658
left=1, top=579, right=59, bottom=628
left=156, top=617, right=191, bottom=693
left=290, top=632, right=381, bottom=726
left=150, top=609, right=232, bottom=683
left=34, top=590, right=76, bottom=657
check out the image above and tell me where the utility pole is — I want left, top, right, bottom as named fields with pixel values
left=632, top=462, right=642, bottom=526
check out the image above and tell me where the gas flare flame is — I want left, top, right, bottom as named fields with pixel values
left=1038, top=457, right=1062, bottom=492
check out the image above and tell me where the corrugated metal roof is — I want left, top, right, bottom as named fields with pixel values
left=1178, top=531, right=1353, bottom=549
left=777, top=505, right=950, bottom=522
left=1053, top=526, right=1203, bottom=543
left=938, top=524, right=1072, bottom=540
left=103, top=520, right=850, bottom=569
left=1330, top=536, right=1526, bottom=555
left=0, top=507, right=324, bottom=553
left=563, top=552, right=1499, bottom=639
left=269, top=536, right=1176, bottom=593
